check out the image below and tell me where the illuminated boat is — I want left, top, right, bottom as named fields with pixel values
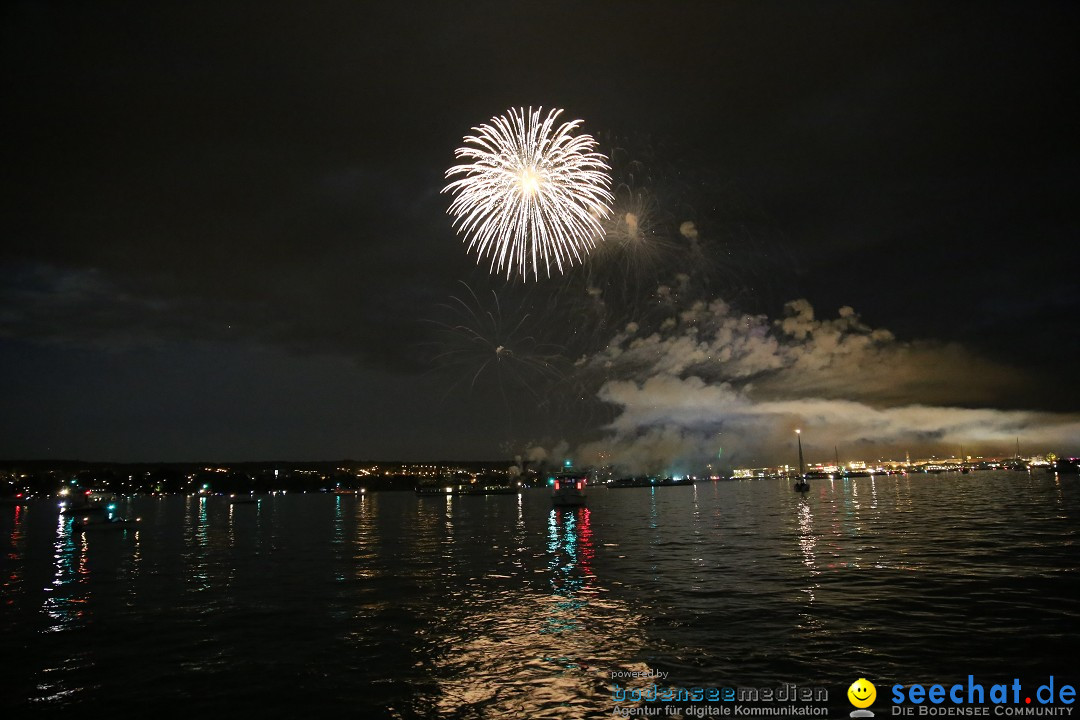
left=73, top=515, right=139, bottom=531
left=454, top=484, right=518, bottom=496
left=607, top=476, right=695, bottom=488
left=551, top=473, right=587, bottom=507
left=416, top=481, right=519, bottom=496
left=415, top=484, right=448, bottom=496
left=1052, top=457, right=1079, bottom=474
left=60, top=489, right=117, bottom=514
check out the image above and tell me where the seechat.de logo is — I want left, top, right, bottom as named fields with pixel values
left=849, top=678, right=878, bottom=718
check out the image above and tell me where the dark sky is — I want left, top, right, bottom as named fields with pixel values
left=2, top=1, right=1078, bottom=463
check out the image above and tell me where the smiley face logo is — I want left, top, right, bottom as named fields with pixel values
left=848, top=678, right=876, bottom=708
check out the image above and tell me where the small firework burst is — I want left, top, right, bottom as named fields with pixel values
left=424, top=282, right=566, bottom=400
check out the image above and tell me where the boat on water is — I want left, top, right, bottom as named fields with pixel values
left=607, top=476, right=695, bottom=488
left=60, top=489, right=118, bottom=514
left=793, top=429, right=809, bottom=491
left=416, top=482, right=519, bottom=496
left=73, top=515, right=139, bottom=531
left=61, top=498, right=116, bottom=515
left=415, top=484, right=448, bottom=496
left=63, top=503, right=108, bottom=516
left=1051, top=457, right=1079, bottom=474
left=228, top=494, right=258, bottom=504
left=551, top=473, right=587, bottom=507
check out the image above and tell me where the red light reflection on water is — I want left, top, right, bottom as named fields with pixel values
left=3, top=504, right=25, bottom=605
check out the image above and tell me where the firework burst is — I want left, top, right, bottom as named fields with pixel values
left=443, top=107, right=613, bottom=281
left=424, top=282, right=567, bottom=401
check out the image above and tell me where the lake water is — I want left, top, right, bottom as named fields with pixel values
left=2, top=471, right=1078, bottom=717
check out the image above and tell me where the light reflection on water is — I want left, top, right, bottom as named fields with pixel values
left=355, top=492, right=380, bottom=580
left=184, top=496, right=211, bottom=595
left=0, top=471, right=1077, bottom=715
left=3, top=504, right=27, bottom=606
left=420, top=505, right=648, bottom=719
left=35, top=504, right=100, bottom=703
left=43, top=511, right=85, bottom=632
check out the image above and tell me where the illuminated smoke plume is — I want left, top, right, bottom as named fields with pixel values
left=566, top=298, right=1079, bottom=474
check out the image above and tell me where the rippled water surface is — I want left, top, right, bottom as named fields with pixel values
left=2, top=471, right=1078, bottom=717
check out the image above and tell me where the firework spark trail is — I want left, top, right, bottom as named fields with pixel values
left=423, top=282, right=567, bottom=400
left=443, top=107, right=613, bottom=280
left=420, top=281, right=573, bottom=445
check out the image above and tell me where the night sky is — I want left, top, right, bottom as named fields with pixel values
left=3, top=2, right=1078, bottom=466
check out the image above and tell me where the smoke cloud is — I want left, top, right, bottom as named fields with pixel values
left=568, top=298, right=1079, bottom=473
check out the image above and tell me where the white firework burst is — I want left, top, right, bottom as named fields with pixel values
left=443, top=107, right=613, bottom=280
